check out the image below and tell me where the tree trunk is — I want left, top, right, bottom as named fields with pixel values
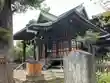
left=0, top=0, right=14, bottom=83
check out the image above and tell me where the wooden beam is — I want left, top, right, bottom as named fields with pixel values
left=44, top=34, right=48, bottom=58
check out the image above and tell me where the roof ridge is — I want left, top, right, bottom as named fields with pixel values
left=41, top=10, right=57, bottom=18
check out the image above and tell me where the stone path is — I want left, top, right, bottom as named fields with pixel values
left=14, top=69, right=64, bottom=83
left=14, top=70, right=26, bottom=82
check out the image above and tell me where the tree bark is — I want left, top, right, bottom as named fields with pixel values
left=0, top=0, right=14, bottom=83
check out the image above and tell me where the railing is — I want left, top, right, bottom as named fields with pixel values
left=96, top=63, right=110, bottom=73
left=14, top=62, right=26, bottom=71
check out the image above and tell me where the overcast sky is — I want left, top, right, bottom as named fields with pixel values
left=13, top=0, right=105, bottom=34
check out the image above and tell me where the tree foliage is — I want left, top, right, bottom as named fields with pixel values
left=92, top=11, right=110, bottom=29
left=0, top=0, right=50, bottom=44
left=13, top=41, right=23, bottom=62
left=76, top=29, right=100, bottom=43
left=11, top=0, right=50, bottom=13
left=0, top=0, right=49, bottom=13
left=12, top=0, right=42, bottom=12
left=75, top=30, right=109, bottom=58
left=13, top=41, right=34, bottom=63
left=0, top=0, right=5, bottom=12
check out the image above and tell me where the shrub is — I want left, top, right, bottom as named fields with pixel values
left=97, top=72, right=110, bottom=83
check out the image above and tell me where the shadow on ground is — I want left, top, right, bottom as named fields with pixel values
left=14, top=78, right=64, bottom=83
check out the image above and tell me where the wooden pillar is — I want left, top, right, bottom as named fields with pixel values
left=38, top=43, right=42, bottom=60
left=33, top=42, right=36, bottom=60
left=22, top=41, right=26, bottom=62
left=44, top=43, right=47, bottom=58
left=35, top=45, right=39, bottom=61
left=44, top=35, right=48, bottom=64
left=88, top=44, right=93, bottom=53
left=68, top=39, right=72, bottom=51
left=66, top=27, right=72, bottom=52
left=56, top=40, right=58, bottom=56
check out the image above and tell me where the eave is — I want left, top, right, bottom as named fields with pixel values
left=14, top=4, right=108, bottom=41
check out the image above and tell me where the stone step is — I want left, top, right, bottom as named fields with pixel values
left=42, top=70, right=64, bottom=80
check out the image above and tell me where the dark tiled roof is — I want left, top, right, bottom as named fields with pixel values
left=14, top=4, right=108, bottom=40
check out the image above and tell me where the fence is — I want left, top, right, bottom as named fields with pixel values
left=96, top=57, right=110, bottom=73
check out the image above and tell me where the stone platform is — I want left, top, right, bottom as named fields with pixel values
left=14, top=69, right=64, bottom=83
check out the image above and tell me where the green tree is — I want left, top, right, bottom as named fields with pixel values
left=13, top=45, right=23, bottom=63
left=0, top=0, right=49, bottom=60
left=92, top=11, right=110, bottom=29
left=76, top=29, right=100, bottom=44
left=0, top=0, right=48, bottom=82
left=76, top=29, right=110, bottom=60
left=13, top=41, right=34, bottom=63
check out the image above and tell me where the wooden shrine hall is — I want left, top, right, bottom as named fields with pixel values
left=13, top=5, right=106, bottom=69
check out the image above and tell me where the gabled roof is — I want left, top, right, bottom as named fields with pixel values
left=14, top=11, right=57, bottom=40
left=39, top=11, right=57, bottom=22
left=49, top=4, right=107, bottom=33
left=14, top=4, right=108, bottom=40
left=57, top=4, right=89, bottom=20
left=74, top=11, right=108, bottom=33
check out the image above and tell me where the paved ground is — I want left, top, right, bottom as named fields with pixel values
left=14, top=70, right=26, bottom=81
left=14, top=69, right=64, bottom=81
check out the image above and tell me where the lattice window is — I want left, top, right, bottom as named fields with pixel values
left=58, top=41, right=64, bottom=56
left=63, top=41, right=70, bottom=55
left=52, top=41, right=57, bottom=57
left=71, top=40, right=80, bottom=51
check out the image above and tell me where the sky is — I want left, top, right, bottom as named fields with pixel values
left=13, top=0, right=105, bottom=34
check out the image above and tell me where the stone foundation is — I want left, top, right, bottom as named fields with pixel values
left=14, top=69, right=64, bottom=83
